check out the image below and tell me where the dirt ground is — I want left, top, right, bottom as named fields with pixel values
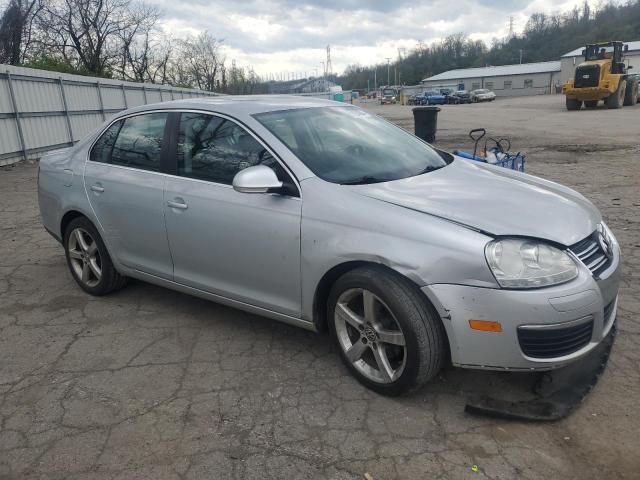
left=1, top=95, right=639, bottom=479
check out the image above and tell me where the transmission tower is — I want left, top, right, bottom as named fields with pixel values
left=325, top=45, right=333, bottom=78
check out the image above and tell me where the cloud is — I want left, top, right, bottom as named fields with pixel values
left=150, top=0, right=605, bottom=76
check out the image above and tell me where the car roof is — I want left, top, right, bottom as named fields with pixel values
left=113, top=95, right=348, bottom=119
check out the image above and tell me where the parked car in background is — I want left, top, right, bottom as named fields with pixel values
left=470, top=89, right=497, bottom=102
left=38, top=96, right=621, bottom=396
left=439, top=89, right=458, bottom=104
left=450, top=90, right=472, bottom=104
left=416, top=90, right=446, bottom=105
left=380, top=88, right=397, bottom=105
left=407, top=94, right=419, bottom=105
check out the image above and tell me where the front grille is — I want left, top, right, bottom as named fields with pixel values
left=518, top=319, right=594, bottom=359
left=574, top=65, right=600, bottom=88
left=570, top=232, right=612, bottom=277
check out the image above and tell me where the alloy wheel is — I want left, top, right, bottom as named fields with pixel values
left=67, top=228, right=102, bottom=287
left=334, top=288, right=407, bottom=384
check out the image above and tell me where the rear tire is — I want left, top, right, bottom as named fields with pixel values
left=566, top=97, right=582, bottom=110
left=64, top=217, right=128, bottom=296
left=623, top=79, right=638, bottom=106
left=328, top=266, right=446, bottom=396
left=607, top=80, right=626, bottom=109
left=584, top=100, right=598, bottom=108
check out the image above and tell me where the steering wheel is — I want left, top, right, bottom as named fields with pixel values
left=344, top=144, right=365, bottom=156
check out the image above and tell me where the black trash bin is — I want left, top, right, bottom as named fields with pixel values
left=412, top=106, right=441, bottom=143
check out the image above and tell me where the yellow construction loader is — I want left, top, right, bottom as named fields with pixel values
left=563, top=41, right=638, bottom=110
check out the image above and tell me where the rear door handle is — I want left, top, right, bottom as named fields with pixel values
left=167, top=199, right=188, bottom=210
left=90, top=183, right=104, bottom=193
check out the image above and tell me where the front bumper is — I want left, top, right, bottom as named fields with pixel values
left=563, top=86, right=612, bottom=100
left=422, top=246, right=621, bottom=371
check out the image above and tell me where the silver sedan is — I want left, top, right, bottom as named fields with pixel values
left=38, top=96, right=621, bottom=395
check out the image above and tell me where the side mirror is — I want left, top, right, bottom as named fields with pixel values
left=232, top=165, right=283, bottom=194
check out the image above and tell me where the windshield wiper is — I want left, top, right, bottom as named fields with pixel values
left=341, top=176, right=390, bottom=185
left=419, top=164, right=445, bottom=174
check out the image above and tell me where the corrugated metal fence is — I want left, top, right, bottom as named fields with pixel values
left=0, top=64, right=219, bottom=166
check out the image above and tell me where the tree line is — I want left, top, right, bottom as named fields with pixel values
left=2, top=0, right=639, bottom=93
left=338, top=1, right=640, bottom=91
left=0, top=0, right=267, bottom=94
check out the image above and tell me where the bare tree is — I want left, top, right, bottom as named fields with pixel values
left=178, top=31, right=224, bottom=91
left=37, top=0, right=159, bottom=76
left=0, top=0, right=43, bottom=64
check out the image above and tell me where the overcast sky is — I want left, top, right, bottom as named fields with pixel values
left=153, top=0, right=605, bottom=78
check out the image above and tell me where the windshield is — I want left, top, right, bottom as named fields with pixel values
left=476, top=89, right=489, bottom=94
left=382, top=89, right=395, bottom=95
left=586, top=45, right=614, bottom=61
left=254, top=106, right=450, bottom=184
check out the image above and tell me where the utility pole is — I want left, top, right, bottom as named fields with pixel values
left=374, top=68, right=377, bottom=92
left=385, top=58, right=391, bottom=86
left=519, top=49, right=523, bottom=64
left=508, top=16, right=514, bottom=39
left=397, top=47, right=406, bottom=87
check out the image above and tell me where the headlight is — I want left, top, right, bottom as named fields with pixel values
left=485, top=238, right=578, bottom=288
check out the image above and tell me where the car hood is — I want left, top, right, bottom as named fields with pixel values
left=351, top=159, right=599, bottom=246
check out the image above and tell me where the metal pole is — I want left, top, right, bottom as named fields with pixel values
left=58, top=77, right=74, bottom=145
left=142, top=85, right=148, bottom=104
left=96, top=81, right=106, bottom=121
left=385, top=58, right=391, bottom=86
left=6, top=71, right=27, bottom=161
left=121, top=84, right=128, bottom=108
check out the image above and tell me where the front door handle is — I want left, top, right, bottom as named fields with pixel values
left=167, top=199, right=188, bottom=210
left=90, top=183, right=104, bottom=193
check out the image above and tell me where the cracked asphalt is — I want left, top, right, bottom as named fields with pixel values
left=1, top=95, right=639, bottom=479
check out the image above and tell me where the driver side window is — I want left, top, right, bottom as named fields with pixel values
left=176, top=112, right=271, bottom=185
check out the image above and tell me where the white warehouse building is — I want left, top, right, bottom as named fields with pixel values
left=560, top=40, right=640, bottom=84
left=420, top=61, right=561, bottom=96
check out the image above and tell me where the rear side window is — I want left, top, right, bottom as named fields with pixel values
left=90, top=120, right=122, bottom=163
left=110, top=113, right=168, bottom=172
left=176, top=112, right=271, bottom=185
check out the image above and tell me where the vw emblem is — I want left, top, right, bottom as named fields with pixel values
left=597, top=225, right=613, bottom=260
left=363, top=326, right=377, bottom=343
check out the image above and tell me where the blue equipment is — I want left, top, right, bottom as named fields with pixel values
left=453, top=128, right=525, bottom=172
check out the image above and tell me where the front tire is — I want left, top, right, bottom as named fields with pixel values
left=624, top=79, right=638, bottom=106
left=566, top=97, right=582, bottom=110
left=607, top=80, right=626, bottom=109
left=64, top=217, right=127, bottom=296
left=328, top=266, right=446, bottom=396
